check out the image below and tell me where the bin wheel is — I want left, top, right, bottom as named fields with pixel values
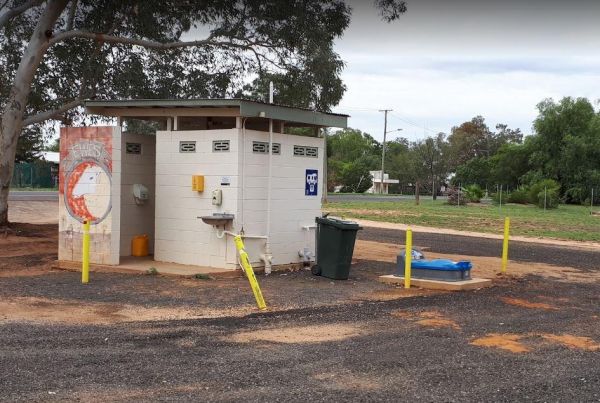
left=311, top=265, right=322, bottom=276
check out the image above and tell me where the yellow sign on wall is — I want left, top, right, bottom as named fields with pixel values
left=192, top=175, right=204, bottom=192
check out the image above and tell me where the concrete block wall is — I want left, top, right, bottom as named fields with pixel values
left=238, top=130, right=323, bottom=266
left=154, top=129, right=239, bottom=268
left=119, top=132, right=156, bottom=256
left=58, top=126, right=121, bottom=265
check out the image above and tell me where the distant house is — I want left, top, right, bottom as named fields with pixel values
left=367, top=170, right=399, bottom=194
left=41, top=151, right=60, bottom=187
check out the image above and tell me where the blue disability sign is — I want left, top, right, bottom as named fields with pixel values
left=305, top=169, right=318, bottom=196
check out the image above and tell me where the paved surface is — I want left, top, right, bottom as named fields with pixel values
left=359, top=227, right=600, bottom=273
left=8, top=190, right=58, bottom=201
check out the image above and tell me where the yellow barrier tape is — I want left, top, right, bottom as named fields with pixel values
left=234, top=235, right=267, bottom=310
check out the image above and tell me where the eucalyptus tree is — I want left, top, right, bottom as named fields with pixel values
left=0, top=0, right=407, bottom=226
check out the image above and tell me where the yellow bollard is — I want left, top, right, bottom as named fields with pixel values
left=501, top=217, right=510, bottom=273
left=405, top=228, right=412, bottom=288
left=82, top=220, right=90, bottom=284
left=234, top=235, right=267, bottom=311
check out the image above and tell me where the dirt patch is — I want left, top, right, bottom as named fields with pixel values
left=390, top=309, right=461, bottom=330
left=417, top=311, right=461, bottom=330
left=500, top=297, right=559, bottom=310
left=471, top=333, right=600, bottom=353
left=8, top=200, right=58, bottom=224
left=0, top=296, right=254, bottom=325
left=354, top=239, right=600, bottom=284
left=225, top=323, right=363, bottom=344
left=471, top=333, right=530, bottom=353
left=0, top=223, right=57, bottom=278
left=539, top=334, right=600, bottom=351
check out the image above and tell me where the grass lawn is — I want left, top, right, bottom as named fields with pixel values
left=325, top=199, right=600, bottom=242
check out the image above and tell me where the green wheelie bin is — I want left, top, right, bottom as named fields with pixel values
left=311, top=216, right=362, bottom=280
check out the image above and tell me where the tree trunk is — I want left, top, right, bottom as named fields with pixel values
left=415, top=180, right=420, bottom=206
left=0, top=0, right=69, bottom=226
left=432, top=176, right=437, bottom=201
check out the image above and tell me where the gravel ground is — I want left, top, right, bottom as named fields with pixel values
left=360, top=227, right=600, bottom=272
left=1, top=277, right=598, bottom=402
left=1, top=224, right=599, bottom=401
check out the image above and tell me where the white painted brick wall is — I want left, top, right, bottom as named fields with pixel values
left=152, top=127, right=323, bottom=269
left=119, top=132, right=156, bottom=256
left=154, top=129, right=240, bottom=267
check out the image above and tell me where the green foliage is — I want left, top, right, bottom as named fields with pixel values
left=44, top=138, right=60, bottom=152
left=146, top=267, right=158, bottom=275
left=537, top=188, right=560, bottom=209
left=451, top=97, right=600, bottom=205
left=1, top=0, right=363, bottom=131
left=453, top=158, right=491, bottom=188
left=528, top=179, right=560, bottom=205
left=464, top=184, right=484, bottom=203
left=338, top=158, right=373, bottom=193
left=507, top=188, right=529, bottom=204
left=327, top=128, right=380, bottom=192
left=15, top=126, right=44, bottom=162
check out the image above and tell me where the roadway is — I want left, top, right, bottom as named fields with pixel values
left=8, top=190, right=58, bottom=201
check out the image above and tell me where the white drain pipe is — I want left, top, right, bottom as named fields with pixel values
left=263, top=82, right=275, bottom=275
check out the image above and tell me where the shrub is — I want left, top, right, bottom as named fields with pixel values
left=564, top=187, right=587, bottom=205
left=507, top=188, right=529, bottom=204
left=464, top=184, right=484, bottom=203
left=536, top=188, right=560, bottom=209
left=528, top=179, right=560, bottom=207
left=447, top=187, right=466, bottom=205
left=490, top=192, right=501, bottom=204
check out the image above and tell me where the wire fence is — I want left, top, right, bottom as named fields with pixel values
left=10, top=161, right=58, bottom=189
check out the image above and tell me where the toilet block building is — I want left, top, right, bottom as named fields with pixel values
left=58, top=99, right=348, bottom=272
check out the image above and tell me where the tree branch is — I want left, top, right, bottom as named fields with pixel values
left=65, top=0, right=77, bottom=31
left=22, top=98, right=83, bottom=126
left=0, top=0, right=44, bottom=28
left=47, top=30, right=254, bottom=51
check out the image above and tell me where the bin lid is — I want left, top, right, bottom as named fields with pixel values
left=316, top=216, right=362, bottom=230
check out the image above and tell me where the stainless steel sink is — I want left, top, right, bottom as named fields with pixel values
left=198, top=213, right=234, bottom=227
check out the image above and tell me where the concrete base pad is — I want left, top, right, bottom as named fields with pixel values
left=54, top=257, right=239, bottom=278
left=378, top=274, right=493, bottom=291
left=54, top=257, right=307, bottom=278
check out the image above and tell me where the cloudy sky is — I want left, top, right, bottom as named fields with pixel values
left=333, top=0, right=600, bottom=142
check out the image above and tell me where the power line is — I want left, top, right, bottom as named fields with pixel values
left=389, top=112, right=441, bottom=135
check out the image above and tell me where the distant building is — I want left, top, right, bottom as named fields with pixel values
left=367, top=170, right=399, bottom=194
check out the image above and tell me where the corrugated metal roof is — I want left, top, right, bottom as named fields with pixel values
left=84, top=98, right=348, bottom=128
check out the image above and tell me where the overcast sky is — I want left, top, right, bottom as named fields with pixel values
left=333, top=0, right=600, bottom=142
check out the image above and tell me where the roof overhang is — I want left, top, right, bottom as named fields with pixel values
left=84, top=98, right=348, bottom=128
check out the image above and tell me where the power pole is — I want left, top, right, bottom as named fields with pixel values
left=379, top=109, right=392, bottom=194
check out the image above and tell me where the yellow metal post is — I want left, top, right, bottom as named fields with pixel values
left=404, top=228, right=412, bottom=288
left=234, top=235, right=267, bottom=310
left=501, top=217, right=510, bottom=273
left=82, top=220, right=90, bottom=284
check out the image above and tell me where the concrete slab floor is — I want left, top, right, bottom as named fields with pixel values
left=55, top=256, right=239, bottom=278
